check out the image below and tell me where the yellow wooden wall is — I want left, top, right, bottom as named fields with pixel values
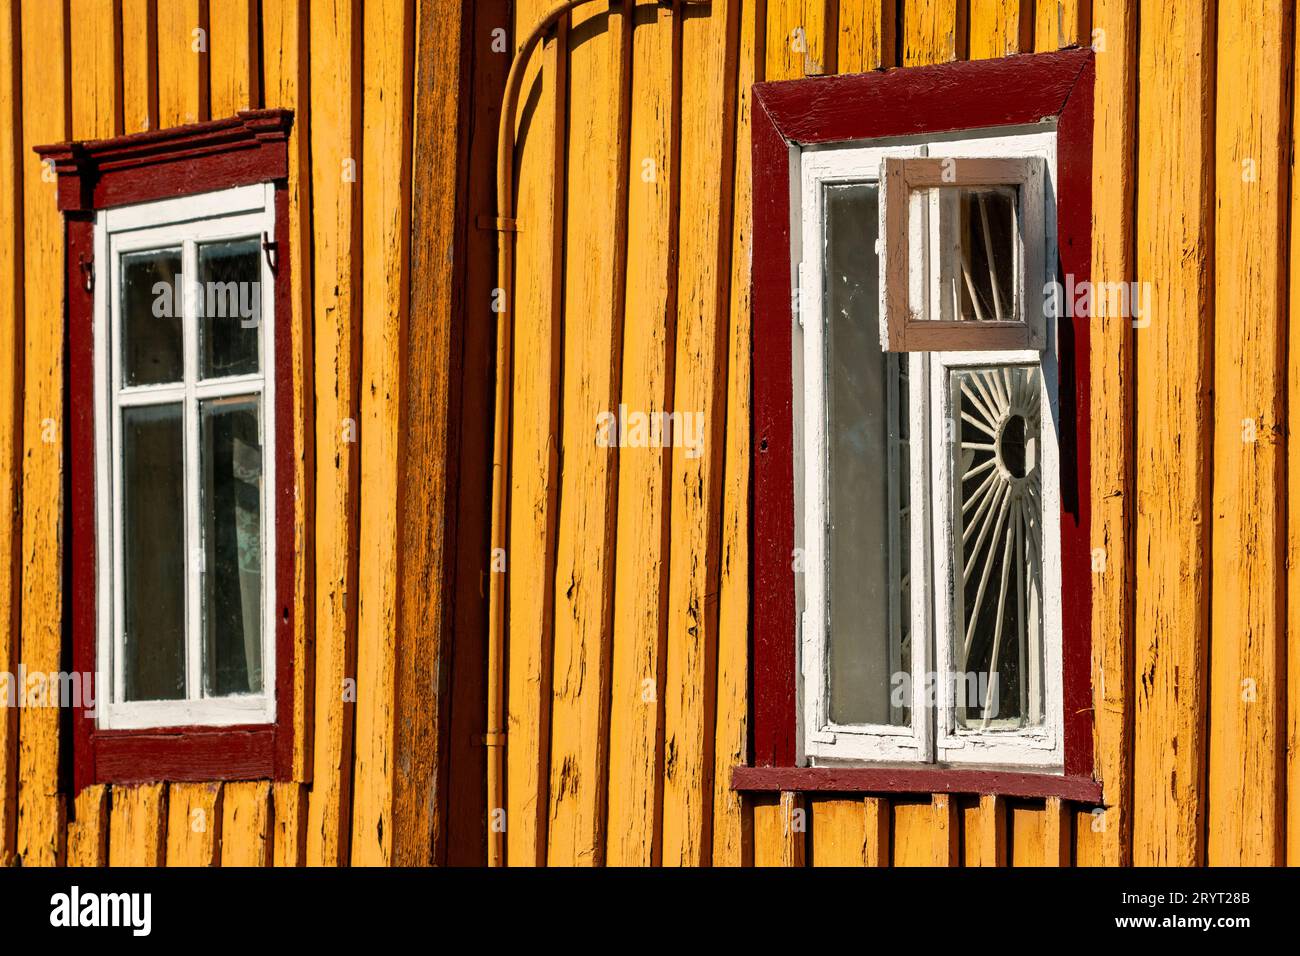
left=0, top=0, right=491, bottom=867
left=500, top=0, right=1300, bottom=866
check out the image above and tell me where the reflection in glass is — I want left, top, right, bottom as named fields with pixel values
left=121, top=248, right=183, bottom=386
left=201, top=396, right=263, bottom=697
left=950, top=365, right=1043, bottom=730
left=822, top=182, right=911, bottom=727
left=122, top=404, right=186, bottom=701
left=198, top=239, right=261, bottom=379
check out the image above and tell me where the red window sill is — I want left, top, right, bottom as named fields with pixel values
left=731, top=766, right=1102, bottom=804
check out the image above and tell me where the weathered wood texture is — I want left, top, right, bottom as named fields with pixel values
left=1, top=0, right=482, bottom=869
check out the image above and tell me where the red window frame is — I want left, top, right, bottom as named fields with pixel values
left=36, top=111, right=296, bottom=791
left=739, top=50, right=1100, bottom=802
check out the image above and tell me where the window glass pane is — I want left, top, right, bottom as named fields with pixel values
left=200, top=396, right=264, bottom=697
left=122, top=404, right=186, bottom=701
left=822, top=182, right=910, bottom=727
left=198, top=239, right=261, bottom=379
left=121, top=248, right=183, bottom=386
left=909, top=185, right=1018, bottom=323
left=949, top=364, right=1043, bottom=730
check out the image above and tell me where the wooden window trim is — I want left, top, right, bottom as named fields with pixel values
left=746, top=51, right=1096, bottom=800
left=35, top=111, right=296, bottom=791
left=881, top=156, right=1046, bottom=351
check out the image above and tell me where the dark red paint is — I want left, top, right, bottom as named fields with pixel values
left=38, top=111, right=296, bottom=792
left=748, top=51, right=1096, bottom=790
left=731, top=766, right=1102, bottom=804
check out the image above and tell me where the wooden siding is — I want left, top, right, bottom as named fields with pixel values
left=3, top=0, right=1300, bottom=867
left=0, top=0, right=490, bottom=866
left=496, top=0, right=1299, bottom=867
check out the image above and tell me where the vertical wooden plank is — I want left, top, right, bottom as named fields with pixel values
left=121, top=0, right=158, bottom=133
left=67, top=786, right=110, bottom=867
left=505, top=0, right=567, bottom=867
left=753, top=791, right=804, bottom=866
left=606, top=0, right=679, bottom=868
left=1210, top=0, right=1290, bottom=866
left=809, top=797, right=866, bottom=866
left=165, top=783, right=223, bottom=866
left=889, top=797, right=934, bottom=866
left=306, top=0, right=362, bottom=867
left=766, top=0, right=827, bottom=81
left=1033, top=0, right=1088, bottom=52
left=70, top=0, right=123, bottom=138
left=1007, top=800, right=1046, bottom=866
left=712, top=0, right=762, bottom=869
left=108, top=784, right=167, bottom=867
left=16, top=0, right=70, bottom=869
left=394, top=0, right=465, bottom=869
left=209, top=0, right=258, bottom=116
left=837, top=0, right=894, bottom=72
left=545, top=0, right=631, bottom=867
left=974, top=794, right=1006, bottom=866
left=272, top=782, right=307, bottom=865
left=263, top=0, right=314, bottom=785
left=0, top=0, right=22, bottom=871
left=901, top=0, right=966, bottom=66
left=1089, top=0, right=1136, bottom=869
left=1288, top=0, right=1300, bottom=869
left=932, top=794, right=958, bottom=866
left=968, top=0, right=1029, bottom=60
left=349, top=0, right=414, bottom=869
left=1074, top=806, right=1105, bottom=865
left=221, top=781, right=272, bottom=866
left=442, top=0, right=507, bottom=868
left=156, top=0, right=208, bottom=127
left=863, top=795, right=889, bottom=865
left=1133, top=0, right=1214, bottom=867
left=1044, top=797, right=1072, bottom=866
left=660, top=0, right=738, bottom=868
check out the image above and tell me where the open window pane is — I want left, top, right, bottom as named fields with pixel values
left=909, top=185, right=1017, bottom=323
left=822, top=182, right=910, bottom=727
left=122, top=403, right=187, bottom=701
left=880, top=156, right=1044, bottom=351
left=198, top=239, right=262, bottom=379
left=200, top=396, right=264, bottom=697
left=121, top=248, right=183, bottom=386
left=949, top=364, right=1044, bottom=730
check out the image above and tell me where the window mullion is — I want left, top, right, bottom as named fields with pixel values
left=183, top=237, right=203, bottom=703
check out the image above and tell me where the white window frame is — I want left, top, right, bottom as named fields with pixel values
left=94, top=183, right=278, bottom=731
left=794, top=126, right=1063, bottom=771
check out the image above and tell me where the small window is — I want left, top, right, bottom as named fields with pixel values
left=880, top=155, right=1046, bottom=351
left=97, top=185, right=278, bottom=730
left=796, top=128, right=1063, bottom=770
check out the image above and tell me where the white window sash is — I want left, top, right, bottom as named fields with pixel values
left=795, top=128, right=1064, bottom=770
left=797, top=144, right=931, bottom=765
left=94, top=184, right=278, bottom=731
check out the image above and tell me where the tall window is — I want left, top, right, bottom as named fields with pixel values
left=796, top=128, right=1063, bottom=769
left=95, top=184, right=278, bottom=731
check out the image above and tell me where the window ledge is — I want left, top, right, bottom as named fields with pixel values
left=731, top=765, right=1102, bottom=804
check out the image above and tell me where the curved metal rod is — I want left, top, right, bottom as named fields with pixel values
left=487, top=0, right=608, bottom=870
left=486, top=0, right=708, bottom=867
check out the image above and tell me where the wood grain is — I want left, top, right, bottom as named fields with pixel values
left=16, top=0, right=69, bottom=868
left=1088, top=0, right=1136, bottom=868
left=305, top=0, right=362, bottom=867
left=350, top=0, right=414, bottom=868
left=209, top=0, right=259, bottom=117
left=606, top=0, right=678, bottom=867
left=221, top=781, right=272, bottom=866
left=1208, top=0, right=1290, bottom=866
left=505, top=0, right=567, bottom=867
left=165, top=782, right=223, bottom=866
left=156, top=0, right=208, bottom=127
left=1132, top=0, right=1214, bottom=867
left=108, top=784, right=166, bottom=867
